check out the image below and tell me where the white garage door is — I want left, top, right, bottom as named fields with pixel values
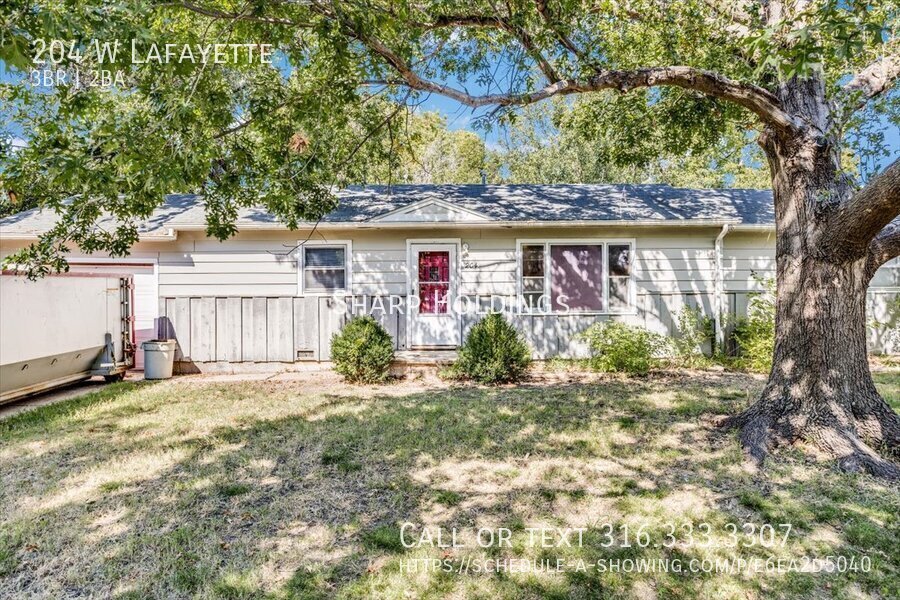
left=67, top=262, right=158, bottom=370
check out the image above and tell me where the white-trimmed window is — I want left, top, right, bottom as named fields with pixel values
left=298, top=241, right=352, bottom=294
left=517, top=240, right=634, bottom=313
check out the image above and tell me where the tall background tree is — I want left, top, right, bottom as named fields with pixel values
left=486, top=98, right=773, bottom=186
left=0, top=1, right=898, bottom=476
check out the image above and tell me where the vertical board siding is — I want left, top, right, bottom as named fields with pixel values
left=318, top=296, right=350, bottom=360
left=293, top=297, right=320, bottom=360
left=190, top=297, right=216, bottom=361
left=160, top=295, right=405, bottom=365
left=242, top=298, right=268, bottom=362
left=267, top=298, right=294, bottom=362
left=364, top=296, right=402, bottom=348
left=166, top=297, right=191, bottom=360
left=867, top=291, right=900, bottom=354
left=216, top=298, right=242, bottom=361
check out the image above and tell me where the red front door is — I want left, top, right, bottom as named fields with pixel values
left=409, top=244, right=460, bottom=347
left=418, top=251, right=450, bottom=314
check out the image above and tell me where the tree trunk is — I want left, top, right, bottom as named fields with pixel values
left=726, top=92, right=900, bottom=478
left=728, top=253, right=900, bottom=478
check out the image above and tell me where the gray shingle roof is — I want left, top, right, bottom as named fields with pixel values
left=332, top=184, right=774, bottom=224
left=0, top=184, right=774, bottom=237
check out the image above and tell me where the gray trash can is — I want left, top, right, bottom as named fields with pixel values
left=142, top=340, right=177, bottom=379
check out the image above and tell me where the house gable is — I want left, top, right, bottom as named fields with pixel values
left=369, top=198, right=492, bottom=223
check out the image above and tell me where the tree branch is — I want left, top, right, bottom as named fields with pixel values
left=173, top=1, right=798, bottom=132
left=867, top=218, right=900, bottom=276
left=822, top=158, right=900, bottom=259
left=844, top=52, right=900, bottom=109
left=532, top=0, right=595, bottom=68
left=362, top=32, right=799, bottom=133
left=426, top=13, right=560, bottom=81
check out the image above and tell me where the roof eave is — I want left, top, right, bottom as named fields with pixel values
left=165, top=218, right=751, bottom=231
left=1, top=219, right=776, bottom=240
left=728, top=224, right=776, bottom=231
left=0, top=229, right=179, bottom=242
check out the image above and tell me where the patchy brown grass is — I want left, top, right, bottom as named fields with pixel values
left=0, top=370, right=898, bottom=599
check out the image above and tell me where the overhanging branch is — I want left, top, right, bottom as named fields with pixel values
left=362, top=37, right=800, bottom=133
left=307, top=1, right=799, bottom=132
left=170, top=1, right=799, bottom=133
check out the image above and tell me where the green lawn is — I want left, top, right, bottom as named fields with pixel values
left=1, top=371, right=898, bottom=599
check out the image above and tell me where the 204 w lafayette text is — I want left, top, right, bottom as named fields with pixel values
left=33, top=39, right=274, bottom=65
left=400, top=522, right=795, bottom=549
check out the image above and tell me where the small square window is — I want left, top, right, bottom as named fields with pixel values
left=303, top=246, right=347, bottom=292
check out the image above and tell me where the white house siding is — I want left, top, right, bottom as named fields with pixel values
left=3, top=225, right=899, bottom=364
left=157, top=235, right=299, bottom=297
left=719, top=231, right=900, bottom=354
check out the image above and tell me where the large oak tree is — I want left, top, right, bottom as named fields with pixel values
left=1, top=1, right=899, bottom=476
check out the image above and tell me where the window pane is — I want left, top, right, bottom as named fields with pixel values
left=304, top=268, right=346, bottom=291
left=419, top=283, right=449, bottom=314
left=609, top=277, right=631, bottom=311
left=418, top=251, right=450, bottom=282
left=550, top=245, right=604, bottom=311
left=523, top=277, right=544, bottom=292
left=608, top=244, right=632, bottom=276
left=522, top=245, right=545, bottom=277
left=305, top=247, right=345, bottom=268
left=523, top=293, right=547, bottom=312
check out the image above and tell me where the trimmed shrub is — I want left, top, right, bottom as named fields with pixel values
left=731, top=276, right=775, bottom=373
left=580, top=321, right=667, bottom=375
left=672, top=306, right=714, bottom=367
left=330, top=316, right=395, bottom=383
left=453, top=313, right=531, bottom=384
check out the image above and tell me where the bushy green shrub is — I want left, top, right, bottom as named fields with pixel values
left=731, top=276, right=775, bottom=372
left=453, top=313, right=531, bottom=384
left=580, top=321, right=668, bottom=375
left=330, top=316, right=395, bottom=383
left=672, top=306, right=714, bottom=367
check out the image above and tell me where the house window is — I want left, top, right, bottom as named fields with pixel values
left=608, top=244, right=633, bottom=311
left=521, top=244, right=546, bottom=310
left=518, top=240, right=634, bottom=313
left=301, top=245, right=348, bottom=293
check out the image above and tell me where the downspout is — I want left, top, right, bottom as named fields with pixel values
left=713, top=224, right=731, bottom=354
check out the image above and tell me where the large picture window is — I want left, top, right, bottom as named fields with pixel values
left=300, top=243, right=350, bottom=293
left=518, top=240, right=634, bottom=313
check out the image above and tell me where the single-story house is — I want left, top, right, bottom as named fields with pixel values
left=2, top=184, right=898, bottom=369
